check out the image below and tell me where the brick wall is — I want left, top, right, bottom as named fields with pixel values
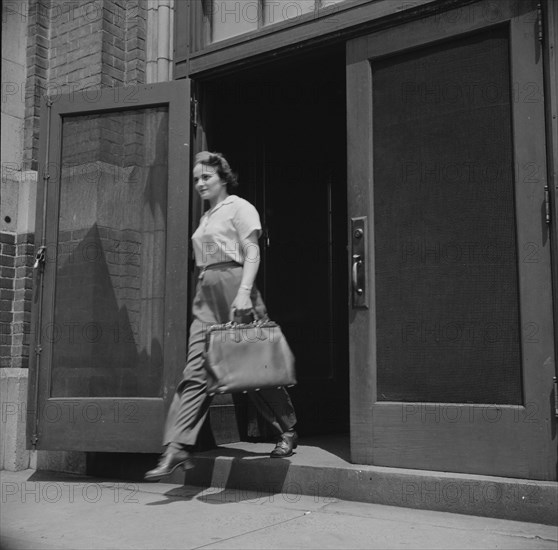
left=0, top=233, right=34, bottom=369
left=124, top=0, right=146, bottom=85
left=24, top=0, right=148, bottom=171
left=0, top=234, right=15, bottom=368
left=24, top=0, right=52, bottom=171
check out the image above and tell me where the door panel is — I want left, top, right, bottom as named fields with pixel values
left=373, top=27, right=522, bottom=405
left=28, top=81, right=191, bottom=452
left=347, top=0, right=556, bottom=479
left=52, top=107, right=168, bottom=399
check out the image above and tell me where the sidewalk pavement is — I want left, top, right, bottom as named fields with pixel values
left=83, top=434, right=558, bottom=525
left=1, top=468, right=557, bottom=550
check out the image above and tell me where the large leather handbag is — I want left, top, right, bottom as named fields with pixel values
left=204, top=318, right=297, bottom=396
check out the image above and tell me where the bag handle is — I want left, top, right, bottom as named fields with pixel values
left=229, top=307, right=257, bottom=324
left=208, top=315, right=275, bottom=333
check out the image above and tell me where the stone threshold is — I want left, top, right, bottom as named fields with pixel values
left=160, top=433, right=558, bottom=526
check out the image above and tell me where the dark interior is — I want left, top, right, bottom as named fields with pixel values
left=198, top=46, right=350, bottom=436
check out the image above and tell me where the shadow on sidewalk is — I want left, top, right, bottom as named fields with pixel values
left=143, top=452, right=293, bottom=507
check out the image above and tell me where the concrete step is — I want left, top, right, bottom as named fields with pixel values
left=161, top=434, right=557, bottom=526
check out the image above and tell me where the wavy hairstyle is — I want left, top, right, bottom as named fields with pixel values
left=194, top=151, right=239, bottom=194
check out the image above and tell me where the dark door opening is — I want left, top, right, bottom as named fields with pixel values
left=197, top=46, right=349, bottom=438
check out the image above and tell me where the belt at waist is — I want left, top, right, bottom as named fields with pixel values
left=198, top=261, right=241, bottom=279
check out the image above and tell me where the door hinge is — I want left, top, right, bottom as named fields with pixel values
left=31, top=433, right=39, bottom=447
left=554, top=377, right=558, bottom=418
left=537, top=1, right=543, bottom=44
left=191, top=98, right=199, bottom=128
left=544, top=185, right=551, bottom=224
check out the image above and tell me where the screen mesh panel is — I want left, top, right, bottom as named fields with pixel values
left=373, top=27, right=522, bottom=404
left=51, top=107, right=168, bottom=398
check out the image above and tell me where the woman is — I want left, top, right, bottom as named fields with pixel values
left=145, top=151, right=298, bottom=481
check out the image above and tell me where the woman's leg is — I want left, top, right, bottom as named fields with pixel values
left=163, top=269, right=237, bottom=447
left=247, top=388, right=297, bottom=435
left=144, top=280, right=218, bottom=480
left=244, top=284, right=299, bottom=455
left=248, top=387, right=298, bottom=458
left=163, top=317, right=213, bottom=447
left=144, top=316, right=211, bottom=480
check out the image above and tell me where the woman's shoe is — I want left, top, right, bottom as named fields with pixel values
left=270, top=430, right=298, bottom=458
left=144, top=449, right=194, bottom=481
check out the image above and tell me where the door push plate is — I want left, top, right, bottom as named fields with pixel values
left=351, top=217, right=368, bottom=308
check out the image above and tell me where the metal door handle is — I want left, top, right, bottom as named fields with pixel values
left=352, top=254, right=363, bottom=295
left=351, top=217, right=367, bottom=308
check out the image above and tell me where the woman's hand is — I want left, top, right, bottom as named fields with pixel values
left=231, top=288, right=254, bottom=321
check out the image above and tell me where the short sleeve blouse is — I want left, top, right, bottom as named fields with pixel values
left=191, top=195, right=262, bottom=267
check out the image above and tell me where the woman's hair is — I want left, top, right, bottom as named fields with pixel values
left=194, top=151, right=238, bottom=193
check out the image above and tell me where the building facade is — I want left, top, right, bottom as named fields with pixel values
left=1, top=0, right=557, bottom=481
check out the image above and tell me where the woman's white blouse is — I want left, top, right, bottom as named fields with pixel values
left=191, top=195, right=262, bottom=267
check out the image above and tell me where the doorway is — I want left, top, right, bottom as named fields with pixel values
left=196, top=46, right=349, bottom=438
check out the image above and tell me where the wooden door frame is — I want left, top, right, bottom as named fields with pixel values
left=347, top=0, right=556, bottom=479
left=542, top=0, right=558, bottom=391
left=175, top=0, right=456, bottom=79
left=27, top=81, right=191, bottom=452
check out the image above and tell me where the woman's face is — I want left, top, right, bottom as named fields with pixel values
left=193, top=163, right=227, bottom=204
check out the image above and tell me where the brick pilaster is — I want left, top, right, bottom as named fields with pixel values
left=0, top=234, right=16, bottom=368
left=24, top=0, right=51, bottom=170
left=0, top=233, right=33, bottom=368
left=12, top=234, right=35, bottom=368
left=124, top=0, right=147, bottom=85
